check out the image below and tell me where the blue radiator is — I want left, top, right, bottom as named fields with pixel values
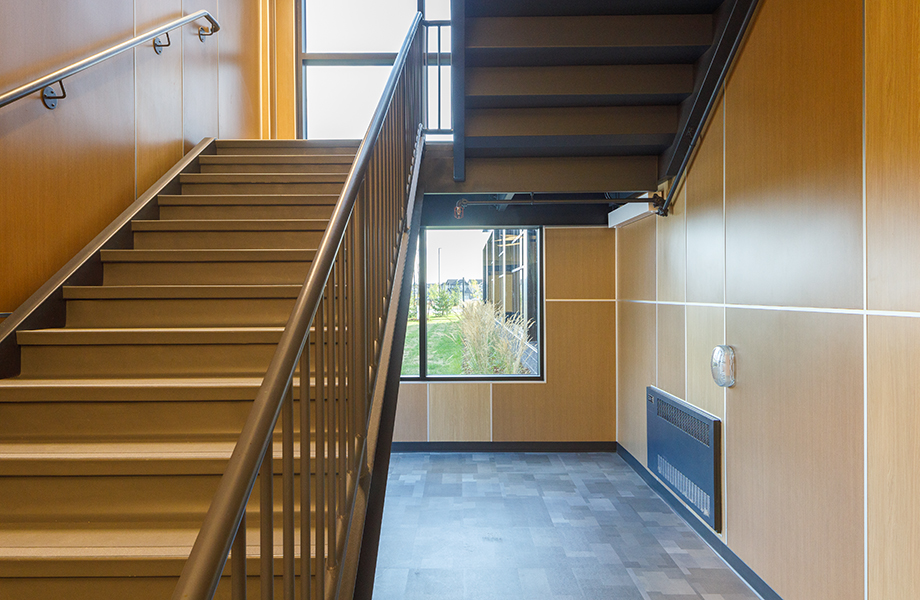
left=646, top=386, right=722, bottom=531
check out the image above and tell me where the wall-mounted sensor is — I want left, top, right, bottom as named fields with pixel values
left=711, top=345, right=735, bottom=387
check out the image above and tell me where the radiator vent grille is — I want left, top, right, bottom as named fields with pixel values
left=656, top=399, right=710, bottom=447
left=657, top=455, right=711, bottom=517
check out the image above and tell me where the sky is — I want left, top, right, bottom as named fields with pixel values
left=305, top=0, right=452, bottom=139
left=424, top=229, right=492, bottom=283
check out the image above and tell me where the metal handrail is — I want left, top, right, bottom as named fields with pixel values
left=171, top=12, right=425, bottom=600
left=0, top=10, right=219, bottom=109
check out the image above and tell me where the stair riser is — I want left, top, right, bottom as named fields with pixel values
left=66, top=298, right=297, bottom=328
left=18, top=340, right=337, bottom=378
left=0, top=401, right=322, bottom=442
left=103, top=261, right=312, bottom=285
left=0, top=473, right=320, bottom=523
left=133, top=230, right=325, bottom=250
left=200, top=163, right=352, bottom=174
left=20, top=343, right=279, bottom=378
left=160, top=205, right=335, bottom=220
left=181, top=183, right=344, bottom=195
left=216, top=144, right=358, bottom=155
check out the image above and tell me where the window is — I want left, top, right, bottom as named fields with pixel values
left=402, top=227, right=543, bottom=379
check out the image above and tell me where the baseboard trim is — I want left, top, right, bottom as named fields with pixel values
left=617, top=446, right=782, bottom=600
left=391, top=441, right=619, bottom=453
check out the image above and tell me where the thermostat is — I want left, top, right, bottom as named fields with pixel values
left=711, top=345, right=735, bottom=388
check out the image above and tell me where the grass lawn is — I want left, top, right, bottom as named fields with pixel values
left=401, top=314, right=464, bottom=376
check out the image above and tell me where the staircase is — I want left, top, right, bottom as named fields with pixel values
left=451, top=0, right=758, bottom=197
left=0, top=139, right=358, bottom=599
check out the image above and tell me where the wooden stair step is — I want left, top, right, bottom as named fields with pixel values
left=180, top=173, right=347, bottom=195
left=0, top=378, right=330, bottom=443
left=157, top=194, right=338, bottom=220
left=199, top=154, right=355, bottom=174
left=215, top=138, right=359, bottom=155
left=100, top=249, right=315, bottom=285
left=131, top=219, right=329, bottom=250
left=63, top=285, right=303, bottom=328
left=0, top=440, right=316, bottom=476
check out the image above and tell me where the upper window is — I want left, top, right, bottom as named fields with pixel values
left=306, top=0, right=418, bottom=53
left=402, top=227, right=542, bottom=379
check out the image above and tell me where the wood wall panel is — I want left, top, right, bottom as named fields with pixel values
left=429, top=383, right=490, bottom=442
left=545, top=227, right=616, bottom=300
left=685, top=305, right=724, bottom=420
left=616, top=301, right=655, bottom=465
left=218, top=0, right=262, bottom=139
left=724, top=0, right=863, bottom=310
left=686, top=97, right=724, bottom=304
left=725, top=308, right=863, bottom=600
left=657, top=185, right=686, bottom=303
left=616, top=214, right=656, bottom=302
left=868, top=315, right=920, bottom=599
left=393, top=383, right=428, bottom=442
left=0, top=0, right=265, bottom=315
left=866, top=0, right=920, bottom=312
left=656, top=303, right=685, bottom=399
left=183, top=0, right=220, bottom=150
left=136, top=0, right=185, bottom=195
left=493, top=301, right=615, bottom=441
left=0, top=1, right=136, bottom=314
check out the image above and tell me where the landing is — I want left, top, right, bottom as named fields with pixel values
left=373, top=452, right=759, bottom=600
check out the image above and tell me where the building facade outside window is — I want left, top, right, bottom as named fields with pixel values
left=402, top=227, right=543, bottom=380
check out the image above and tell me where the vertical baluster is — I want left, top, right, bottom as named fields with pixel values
left=314, top=297, right=325, bottom=600
left=260, top=445, right=274, bottom=600
left=336, top=254, right=347, bottom=513
left=300, top=339, right=311, bottom=600
left=347, top=220, right=358, bottom=467
left=325, top=283, right=336, bottom=580
left=232, top=512, right=247, bottom=600
left=353, top=187, right=368, bottom=443
left=282, top=380, right=295, bottom=600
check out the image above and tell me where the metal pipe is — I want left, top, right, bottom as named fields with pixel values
left=0, top=10, right=219, bottom=109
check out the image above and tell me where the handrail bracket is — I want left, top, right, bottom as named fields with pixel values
left=153, top=32, right=171, bottom=55
left=41, top=80, right=66, bottom=110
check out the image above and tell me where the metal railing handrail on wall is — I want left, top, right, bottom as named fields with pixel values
left=0, top=10, right=219, bottom=110
left=171, top=12, right=425, bottom=600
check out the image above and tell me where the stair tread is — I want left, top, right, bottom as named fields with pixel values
left=200, top=154, right=356, bottom=164
left=217, top=138, right=359, bottom=147
left=101, top=249, right=316, bottom=262
left=0, top=525, right=313, bottom=578
left=0, top=377, right=320, bottom=404
left=158, top=194, right=340, bottom=205
left=64, top=285, right=302, bottom=300
left=132, top=219, right=328, bottom=232
left=17, top=327, right=285, bottom=345
left=180, top=173, right=348, bottom=183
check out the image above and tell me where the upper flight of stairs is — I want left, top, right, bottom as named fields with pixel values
left=453, top=0, right=739, bottom=190
left=0, top=139, right=358, bottom=600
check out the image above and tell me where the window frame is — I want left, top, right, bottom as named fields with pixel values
left=400, top=225, right=546, bottom=383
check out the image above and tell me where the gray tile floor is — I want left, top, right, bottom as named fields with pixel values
left=372, top=452, right=760, bottom=600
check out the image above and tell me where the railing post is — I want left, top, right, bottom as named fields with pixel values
left=282, top=381, right=295, bottom=600
left=260, top=447, right=274, bottom=600
left=231, top=513, right=247, bottom=600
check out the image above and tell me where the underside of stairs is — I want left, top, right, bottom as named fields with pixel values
left=451, top=0, right=758, bottom=196
left=0, top=139, right=359, bottom=599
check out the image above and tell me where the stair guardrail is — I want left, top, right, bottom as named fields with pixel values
left=171, top=12, right=425, bottom=600
left=0, top=10, right=219, bottom=110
